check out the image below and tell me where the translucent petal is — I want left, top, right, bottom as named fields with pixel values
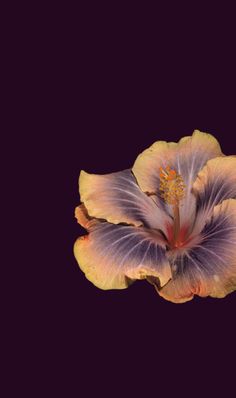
left=192, top=156, right=236, bottom=233
left=132, top=130, right=223, bottom=227
left=79, top=169, right=171, bottom=231
left=158, top=199, right=236, bottom=303
left=74, top=222, right=172, bottom=290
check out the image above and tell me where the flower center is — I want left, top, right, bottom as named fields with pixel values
left=159, top=166, right=185, bottom=248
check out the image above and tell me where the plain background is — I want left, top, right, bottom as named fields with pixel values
left=9, top=3, right=236, bottom=397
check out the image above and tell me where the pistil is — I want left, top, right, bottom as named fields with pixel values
left=172, top=203, right=180, bottom=248
left=159, top=166, right=185, bottom=248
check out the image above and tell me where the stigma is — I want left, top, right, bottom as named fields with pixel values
left=159, top=166, right=185, bottom=206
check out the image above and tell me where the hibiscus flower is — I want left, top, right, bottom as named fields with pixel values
left=74, top=130, right=236, bottom=303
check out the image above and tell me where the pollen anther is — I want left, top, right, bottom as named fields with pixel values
left=159, top=166, right=185, bottom=205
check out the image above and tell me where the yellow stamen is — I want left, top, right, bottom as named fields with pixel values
left=159, top=166, right=185, bottom=206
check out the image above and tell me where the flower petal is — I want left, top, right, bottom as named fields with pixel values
left=74, top=222, right=172, bottom=290
left=192, top=156, right=236, bottom=233
left=79, top=169, right=171, bottom=231
left=132, top=130, right=223, bottom=226
left=157, top=199, right=236, bottom=303
left=74, top=204, right=98, bottom=229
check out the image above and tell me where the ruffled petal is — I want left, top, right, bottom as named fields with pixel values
left=157, top=199, right=236, bottom=303
left=74, top=204, right=98, bottom=229
left=74, top=222, right=172, bottom=290
left=132, top=130, right=223, bottom=227
left=192, top=156, right=236, bottom=233
left=79, top=169, right=171, bottom=231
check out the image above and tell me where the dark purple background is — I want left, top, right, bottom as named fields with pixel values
left=14, top=4, right=236, bottom=397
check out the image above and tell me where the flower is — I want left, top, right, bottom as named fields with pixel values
left=74, top=130, right=236, bottom=303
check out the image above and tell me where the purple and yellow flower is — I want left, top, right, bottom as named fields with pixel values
left=74, top=130, right=236, bottom=303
